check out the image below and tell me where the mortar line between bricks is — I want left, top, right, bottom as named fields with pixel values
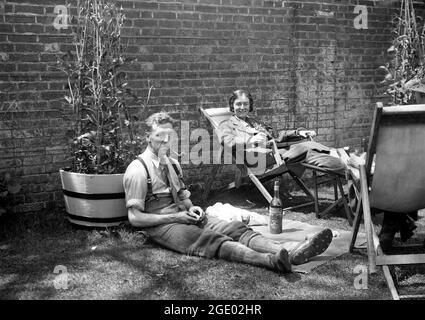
left=0, top=0, right=401, bottom=213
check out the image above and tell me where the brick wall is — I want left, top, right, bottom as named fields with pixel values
left=0, top=0, right=415, bottom=213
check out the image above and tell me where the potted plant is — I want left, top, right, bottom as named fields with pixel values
left=56, top=0, right=151, bottom=227
left=380, top=0, right=425, bottom=105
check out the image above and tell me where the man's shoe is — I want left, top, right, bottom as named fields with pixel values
left=379, top=229, right=396, bottom=254
left=400, top=228, right=415, bottom=242
left=289, top=228, right=333, bottom=265
left=269, top=248, right=292, bottom=273
left=379, top=214, right=399, bottom=253
left=400, top=216, right=417, bottom=242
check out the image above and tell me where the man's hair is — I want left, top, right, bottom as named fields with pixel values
left=228, top=89, right=254, bottom=112
left=145, top=111, right=176, bottom=131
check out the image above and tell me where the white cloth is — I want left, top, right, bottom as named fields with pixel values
left=205, top=202, right=268, bottom=226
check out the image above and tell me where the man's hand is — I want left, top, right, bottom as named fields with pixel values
left=175, top=211, right=199, bottom=225
left=188, top=206, right=205, bottom=222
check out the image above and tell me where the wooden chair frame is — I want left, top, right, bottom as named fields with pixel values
left=199, top=106, right=315, bottom=210
left=349, top=102, right=425, bottom=300
left=302, top=160, right=354, bottom=226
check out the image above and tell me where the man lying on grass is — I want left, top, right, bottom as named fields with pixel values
left=123, top=112, right=333, bottom=273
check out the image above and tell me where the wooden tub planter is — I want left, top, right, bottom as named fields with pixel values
left=59, top=169, right=128, bottom=228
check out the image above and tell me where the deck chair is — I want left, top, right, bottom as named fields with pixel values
left=349, top=102, right=425, bottom=300
left=199, top=107, right=315, bottom=209
left=301, top=149, right=354, bottom=226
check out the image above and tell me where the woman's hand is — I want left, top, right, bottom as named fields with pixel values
left=298, top=130, right=316, bottom=138
left=247, top=132, right=267, bottom=147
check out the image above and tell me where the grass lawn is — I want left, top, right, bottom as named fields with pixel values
left=0, top=181, right=424, bottom=300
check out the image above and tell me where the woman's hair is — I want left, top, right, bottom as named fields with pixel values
left=145, top=111, right=176, bottom=132
left=228, top=89, right=254, bottom=112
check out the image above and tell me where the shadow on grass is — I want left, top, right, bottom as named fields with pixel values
left=0, top=207, right=326, bottom=300
left=0, top=209, right=88, bottom=299
left=1, top=209, right=302, bottom=299
left=0, top=200, right=423, bottom=299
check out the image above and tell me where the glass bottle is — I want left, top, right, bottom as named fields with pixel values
left=269, top=180, right=283, bottom=234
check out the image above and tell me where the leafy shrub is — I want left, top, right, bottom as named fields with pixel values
left=380, top=0, right=425, bottom=105
left=56, top=0, right=152, bottom=174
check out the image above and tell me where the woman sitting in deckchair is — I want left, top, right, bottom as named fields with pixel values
left=218, top=89, right=346, bottom=175
left=219, top=89, right=315, bottom=149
